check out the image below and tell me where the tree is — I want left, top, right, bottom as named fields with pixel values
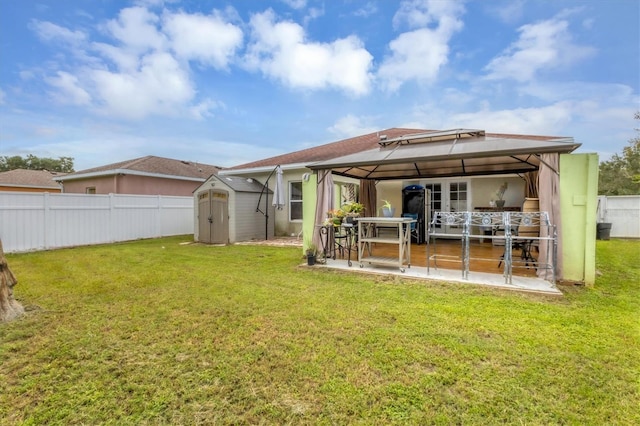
left=0, top=155, right=75, bottom=173
left=598, top=112, right=640, bottom=195
left=0, top=239, right=24, bottom=322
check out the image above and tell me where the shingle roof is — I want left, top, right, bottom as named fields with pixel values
left=58, top=155, right=221, bottom=181
left=226, top=127, right=567, bottom=171
left=0, top=169, right=65, bottom=188
left=227, top=128, right=430, bottom=170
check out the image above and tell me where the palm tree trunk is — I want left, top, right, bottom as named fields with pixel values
left=0, top=239, right=24, bottom=322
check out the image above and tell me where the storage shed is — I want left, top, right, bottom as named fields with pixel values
left=193, top=174, right=274, bottom=244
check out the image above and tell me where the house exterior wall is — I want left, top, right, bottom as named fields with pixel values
left=374, top=176, right=527, bottom=215
left=62, top=174, right=202, bottom=196
left=560, top=153, right=598, bottom=285
left=243, top=169, right=305, bottom=237
left=302, top=172, right=317, bottom=254
left=62, top=175, right=116, bottom=194
left=235, top=192, right=274, bottom=242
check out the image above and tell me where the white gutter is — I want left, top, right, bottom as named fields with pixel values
left=219, top=162, right=310, bottom=176
left=0, top=184, right=62, bottom=190
left=53, top=169, right=207, bottom=183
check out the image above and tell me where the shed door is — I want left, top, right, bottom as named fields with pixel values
left=198, top=191, right=212, bottom=243
left=198, top=189, right=229, bottom=244
left=210, top=190, right=229, bottom=244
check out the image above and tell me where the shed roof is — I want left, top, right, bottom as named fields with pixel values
left=209, top=175, right=270, bottom=194
left=307, top=129, right=581, bottom=180
left=0, top=169, right=65, bottom=189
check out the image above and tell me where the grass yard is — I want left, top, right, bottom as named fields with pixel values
left=1, top=237, right=638, bottom=425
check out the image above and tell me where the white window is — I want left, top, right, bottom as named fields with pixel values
left=85, top=187, right=96, bottom=194
left=289, top=181, right=302, bottom=221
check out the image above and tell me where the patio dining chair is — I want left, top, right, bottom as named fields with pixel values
left=402, top=213, right=420, bottom=244
left=498, top=213, right=539, bottom=268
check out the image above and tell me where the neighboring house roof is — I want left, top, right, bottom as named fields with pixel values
left=0, top=169, right=65, bottom=189
left=225, top=128, right=429, bottom=173
left=308, top=129, right=581, bottom=180
left=55, top=155, right=221, bottom=183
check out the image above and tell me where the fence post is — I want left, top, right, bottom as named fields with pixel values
left=157, top=195, right=162, bottom=237
left=43, top=192, right=50, bottom=250
left=109, top=193, right=115, bottom=243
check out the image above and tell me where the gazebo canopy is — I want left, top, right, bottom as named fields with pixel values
left=306, top=129, right=581, bottom=180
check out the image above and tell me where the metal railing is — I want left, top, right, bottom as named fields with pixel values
left=427, top=211, right=557, bottom=284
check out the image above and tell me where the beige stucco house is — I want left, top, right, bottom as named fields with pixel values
left=0, top=169, right=64, bottom=192
left=54, top=156, right=221, bottom=196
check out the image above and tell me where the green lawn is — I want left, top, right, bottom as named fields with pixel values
left=1, top=237, right=638, bottom=425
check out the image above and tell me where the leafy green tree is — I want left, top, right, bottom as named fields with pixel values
left=0, top=155, right=74, bottom=173
left=598, top=112, right=640, bottom=195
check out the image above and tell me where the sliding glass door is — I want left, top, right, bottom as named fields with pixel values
left=424, top=180, right=468, bottom=233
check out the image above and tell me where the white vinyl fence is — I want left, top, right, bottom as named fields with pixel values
left=0, top=192, right=194, bottom=253
left=597, top=195, right=640, bottom=238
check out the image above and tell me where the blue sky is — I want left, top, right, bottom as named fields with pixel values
left=1, top=0, right=638, bottom=171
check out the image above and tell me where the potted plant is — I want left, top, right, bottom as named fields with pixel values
left=327, top=209, right=345, bottom=226
left=381, top=200, right=395, bottom=217
left=342, top=202, right=364, bottom=223
left=306, top=244, right=317, bottom=265
left=495, top=182, right=508, bottom=209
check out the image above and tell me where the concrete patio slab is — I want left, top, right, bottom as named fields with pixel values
left=309, top=258, right=563, bottom=296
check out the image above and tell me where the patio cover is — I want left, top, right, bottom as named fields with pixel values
left=306, top=129, right=580, bottom=180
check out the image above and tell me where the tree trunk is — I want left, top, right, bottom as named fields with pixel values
left=0, top=239, right=24, bottom=322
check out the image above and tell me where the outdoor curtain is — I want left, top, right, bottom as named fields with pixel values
left=523, top=170, right=538, bottom=198
left=360, top=179, right=377, bottom=218
left=537, top=153, right=562, bottom=280
left=312, top=170, right=334, bottom=251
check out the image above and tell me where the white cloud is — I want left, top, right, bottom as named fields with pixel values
left=189, top=98, right=224, bottom=120
left=104, top=6, right=166, bottom=53
left=91, top=52, right=195, bottom=119
left=245, top=10, right=373, bottom=96
left=281, top=0, right=307, bottom=10
left=446, top=102, right=574, bottom=135
left=328, top=114, right=379, bottom=138
left=303, top=6, right=325, bottom=26
left=484, top=15, right=596, bottom=82
left=28, top=6, right=245, bottom=121
left=378, top=0, right=465, bottom=91
left=45, top=71, right=91, bottom=105
left=163, top=10, right=243, bottom=68
left=30, top=20, right=87, bottom=45
left=485, top=0, right=526, bottom=24
left=354, top=2, right=378, bottom=18
left=393, top=0, right=465, bottom=30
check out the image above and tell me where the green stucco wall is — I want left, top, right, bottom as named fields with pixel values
left=302, top=172, right=317, bottom=254
left=560, top=153, right=599, bottom=285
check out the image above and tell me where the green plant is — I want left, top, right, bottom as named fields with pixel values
left=382, top=200, right=392, bottom=209
left=495, top=182, right=508, bottom=200
left=303, top=237, right=316, bottom=256
left=341, top=202, right=365, bottom=216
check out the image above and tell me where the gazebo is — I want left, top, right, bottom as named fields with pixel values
left=301, top=129, right=597, bottom=286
